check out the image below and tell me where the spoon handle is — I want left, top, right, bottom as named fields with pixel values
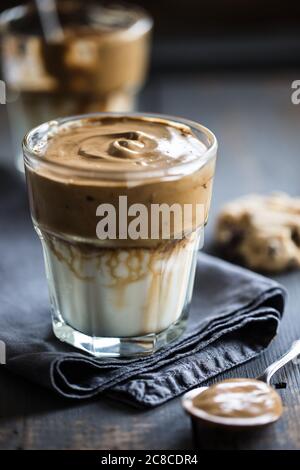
left=257, top=339, right=300, bottom=385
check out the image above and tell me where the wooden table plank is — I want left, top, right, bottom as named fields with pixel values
left=0, top=368, right=193, bottom=450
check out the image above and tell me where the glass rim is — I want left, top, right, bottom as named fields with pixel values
left=0, top=1, right=153, bottom=37
left=23, top=112, right=218, bottom=182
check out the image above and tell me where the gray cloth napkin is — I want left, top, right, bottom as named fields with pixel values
left=0, top=168, right=286, bottom=407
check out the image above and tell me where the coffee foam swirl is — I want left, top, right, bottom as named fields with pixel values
left=78, top=131, right=158, bottom=164
left=44, top=116, right=208, bottom=170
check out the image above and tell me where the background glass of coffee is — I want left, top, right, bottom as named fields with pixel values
left=1, top=0, right=152, bottom=171
left=23, top=112, right=217, bottom=357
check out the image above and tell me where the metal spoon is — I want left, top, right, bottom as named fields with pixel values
left=182, top=339, right=300, bottom=429
left=257, top=339, right=300, bottom=384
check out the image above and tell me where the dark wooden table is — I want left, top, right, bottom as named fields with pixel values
left=1, top=70, right=300, bottom=450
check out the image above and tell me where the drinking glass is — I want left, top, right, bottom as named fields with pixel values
left=1, top=0, right=152, bottom=171
left=23, top=112, right=217, bottom=357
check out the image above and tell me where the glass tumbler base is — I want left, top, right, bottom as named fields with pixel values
left=52, top=308, right=188, bottom=358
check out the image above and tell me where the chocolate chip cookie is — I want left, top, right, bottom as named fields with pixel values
left=215, top=193, right=300, bottom=272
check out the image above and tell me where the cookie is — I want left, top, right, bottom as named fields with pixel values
left=215, top=193, right=300, bottom=272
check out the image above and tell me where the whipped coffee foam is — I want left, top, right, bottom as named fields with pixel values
left=3, top=3, right=152, bottom=95
left=27, top=116, right=215, bottom=243
left=42, top=116, right=208, bottom=171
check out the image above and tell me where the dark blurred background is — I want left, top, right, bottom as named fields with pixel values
left=2, top=0, right=300, bottom=70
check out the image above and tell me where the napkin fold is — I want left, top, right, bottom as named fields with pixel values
left=0, top=169, right=286, bottom=407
